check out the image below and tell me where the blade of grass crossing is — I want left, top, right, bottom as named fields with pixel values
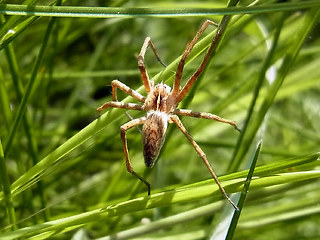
left=1, top=169, right=319, bottom=239
left=1, top=1, right=320, bottom=18
left=97, top=201, right=224, bottom=240
left=225, top=141, right=262, bottom=240
left=0, top=14, right=39, bottom=51
left=177, top=152, right=319, bottom=193
left=0, top=0, right=38, bottom=46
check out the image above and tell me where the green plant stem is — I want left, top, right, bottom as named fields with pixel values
left=0, top=1, right=319, bottom=18
left=226, top=141, right=261, bottom=240
left=0, top=0, right=37, bottom=45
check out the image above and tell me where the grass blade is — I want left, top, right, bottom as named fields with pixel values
left=0, top=168, right=319, bottom=239
left=0, top=1, right=319, bottom=18
left=225, top=141, right=262, bottom=240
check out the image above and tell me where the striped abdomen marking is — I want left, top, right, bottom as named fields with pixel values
left=142, top=112, right=168, bottom=167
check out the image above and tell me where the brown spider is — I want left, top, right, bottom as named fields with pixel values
left=98, top=20, right=240, bottom=210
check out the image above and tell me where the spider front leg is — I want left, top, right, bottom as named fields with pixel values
left=97, top=102, right=144, bottom=115
left=170, top=115, right=239, bottom=211
left=111, top=80, right=145, bottom=102
left=172, top=20, right=218, bottom=98
left=120, top=117, right=152, bottom=195
left=138, top=36, right=166, bottom=93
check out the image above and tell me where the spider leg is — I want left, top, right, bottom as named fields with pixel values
left=138, top=37, right=166, bottom=93
left=170, top=115, right=239, bottom=210
left=172, top=20, right=218, bottom=97
left=173, top=109, right=240, bottom=131
left=120, top=117, right=151, bottom=195
left=97, top=101, right=143, bottom=114
left=111, top=80, right=145, bottom=102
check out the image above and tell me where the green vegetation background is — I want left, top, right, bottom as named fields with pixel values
left=0, top=0, right=319, bottom=239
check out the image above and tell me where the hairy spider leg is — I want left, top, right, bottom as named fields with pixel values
left=97, top=20, right=240, bottom=210
left=138, top=37, right=166, bottom=93
left=176, top=22, right=222, bottom=103
left=173, top=109, right=240, bottom=132
left=97, top=101, right=152, bottom=193
left=170, top=115, right=239, bottom=211
left=97, top=101, right=144, bottom=114
left=171, top=20, right=218, bottom=98
left=120, top=117, right=151, bottom=195
left=111, top=80, right=145, bottom=102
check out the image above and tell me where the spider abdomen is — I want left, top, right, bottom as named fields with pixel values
left=142, top=111, right=168, bottom=167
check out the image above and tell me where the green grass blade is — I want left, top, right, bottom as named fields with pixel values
left=0, top=168, right=319, bottom=239
left=0, top=1, right=319, bottom=18
left=0, top=15, right=39, bottom=50
left=0, top=0, right=37, bottom=40
left=97, top=201, right=222, bottom=240
left=226, top=141, right=262, bottom=240
left=239, top=194, right=320, bottom=228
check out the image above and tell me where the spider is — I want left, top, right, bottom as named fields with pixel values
left=98, top=20, right=240, bottom=210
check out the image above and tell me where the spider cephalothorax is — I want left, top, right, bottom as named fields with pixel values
left=98, top=20, right=240, bottom=210
left=143, top=82, right=176, bottom=113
